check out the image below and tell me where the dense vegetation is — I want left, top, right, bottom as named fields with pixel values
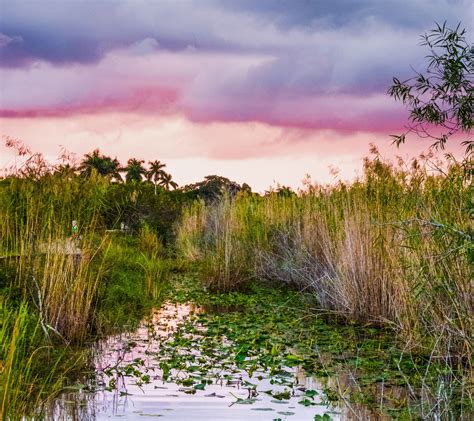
left=0, top=22, right=472, bottom=421
left=0, top=140, right=471, bottom=419
left=177, top=148, right=473, bottom=361
left=0, top=140, right=259, bottom=418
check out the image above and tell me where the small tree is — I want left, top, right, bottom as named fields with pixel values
left=388, top=22, right=473, bottom=155
left=184, top=175, right=243, bottom=203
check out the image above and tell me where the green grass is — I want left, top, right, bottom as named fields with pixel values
left=95, top=234, right=170, bottom=333
left=0, top=160, right=171, bottom=418
left=0, top=299, right=86, bottom=419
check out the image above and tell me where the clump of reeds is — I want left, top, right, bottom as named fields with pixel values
left=140, top=257, right=170, bottom=300
left=0, top=146, right=174, bottom=418
left=139, top=224, right=165, bottom=257
left=178, top=196, right=254, bottom=290
left=0, top=157, right=110, bottom=342
left=138, top=224, right=170, bottom=299
left=176, top=150, right=473, bottom=362
left=176, top=200, right=207, bottom=261
left=0, top=299, right=82, bottom=419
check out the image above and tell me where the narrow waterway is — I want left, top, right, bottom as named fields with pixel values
left=49, top=302, right=346, bottom=420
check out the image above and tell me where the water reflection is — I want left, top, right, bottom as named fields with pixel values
left=48, top=303, right=386, bottom=420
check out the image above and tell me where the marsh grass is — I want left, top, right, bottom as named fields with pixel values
left=139, top=224, right=165, bottom=257
left=137, top=224, right=171, bottom=299
left=0, top=299, right=84, bottom=419
left=0, top=161, right=110, bottom=418
left=94, top=234, right=170, bottom=334
left=0, top=158, right=172, bottom=418
left=0, top=167, right=110, bottom=342
left=178, top=196, right=263, bottom=291
left=141, top=256, right=171, bottom=300
left=176, top=151, right=473, bottom=364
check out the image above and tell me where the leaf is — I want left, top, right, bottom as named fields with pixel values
left=305, top=389, right=318, bottom=398
left=194, top=383, right=206, bottom=391
left=120, top=391, right=132, bottom=396
left=314, top=415, right=333, bottom=421
left=298, top=398, right=315, bottom=407
left=284, top=353, right=304, bottom=366
left=233, top=397, right=257, bottom=405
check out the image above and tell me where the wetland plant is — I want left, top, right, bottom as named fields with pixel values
left=176, top=150, right=473, bottom=365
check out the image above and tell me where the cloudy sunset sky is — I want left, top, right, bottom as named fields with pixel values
left=0, top=0, right=472, bottom=191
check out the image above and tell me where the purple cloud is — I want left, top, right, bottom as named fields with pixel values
left=0, top=0, right=471, bottom=132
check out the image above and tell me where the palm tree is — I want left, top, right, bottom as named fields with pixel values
left=124, top=158, right=146, bottom=183
left=159, top=172, right=178, bottom=190
left=80, top=149, right=122, bottom=182
left=147, top=160, right=167, bottom=195
left=106, top=158, right=122, bottom=182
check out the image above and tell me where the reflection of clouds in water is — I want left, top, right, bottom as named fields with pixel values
left=48, top=302, right=344, bottom=420
left=49, top=300, right=423, bottom=420
left=47, top=300, right=419, bottom=420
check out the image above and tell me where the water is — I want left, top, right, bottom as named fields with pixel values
left=49, top=303, right=345, bottom=420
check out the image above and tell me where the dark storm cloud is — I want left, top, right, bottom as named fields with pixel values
left=0, top=0, right=472, bottom=130
left=0, top=0, right=471, bottom=67
left=218, top=0, right=470, bottom=30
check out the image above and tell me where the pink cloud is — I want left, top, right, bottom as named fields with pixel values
left=0, top=46, right=410, bottom=133
left=0, top=112, right=464, bottom=191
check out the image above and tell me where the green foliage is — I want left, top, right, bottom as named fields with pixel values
left=265, top=185, right=296, bottom=198
left=183, top=175, right=250, bottom=203
left=156, top=275, right=472, bottom=418
left=79, top=149, right=122, bottom=181
left=138, top=224, right=165, bottom=256
left=0, top=150, right=173, bottom=418
left=124, top=158, right=147, bottom=183
left=159, top=171, right=178, bottom=190
left=146, top=160, right=167, bottom=187
left=1, top=141, right=471, bottom=419
left=388, top=22, right=473, bottom=153
left=0, top=299, right=85, bottom=419
left=95, top=235, right=168, bottom=333
left=102, top=182, right=191, bottom=242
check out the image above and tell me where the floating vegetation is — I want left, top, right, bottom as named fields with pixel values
left=46, top=274, right=472, bottom=420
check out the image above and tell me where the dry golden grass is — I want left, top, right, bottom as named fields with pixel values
left=176, top=151, right=473, bottom=361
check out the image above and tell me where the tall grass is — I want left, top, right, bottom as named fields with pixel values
left=0, top=160, right=111, bottom=418
left=138, top=224, right=170, bottom=300
left=0, top=299, right=82, bottom=419
left=176, top=150, right=473, bottom=361
left=0, top=166, right=110, bottom=342
left=0, top=152, right=172, bottom=418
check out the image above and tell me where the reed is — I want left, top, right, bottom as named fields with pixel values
left=0, top=299, right=82, bottom=419
left=139, top=224, right=165, bottom=257
left=0, top=166, right=111, bottom=342
left=0, top=153, right=173, bottom=418
left=176, top=150, right=473, bottom=362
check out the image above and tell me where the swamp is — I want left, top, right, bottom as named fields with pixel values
left=0, top=140, right=472, bottom=420
left=0, top=6, right=472, bottom=421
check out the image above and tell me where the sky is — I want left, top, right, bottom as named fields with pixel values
left=0, top=0, right=472, bottom=191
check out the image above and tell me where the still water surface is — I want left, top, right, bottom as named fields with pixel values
left=49, top=303, right=345, bottom=420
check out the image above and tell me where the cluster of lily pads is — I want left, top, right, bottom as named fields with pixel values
left=92, top=273, right=471, bottom=419
left=95, top=296, right=340, bottom=419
